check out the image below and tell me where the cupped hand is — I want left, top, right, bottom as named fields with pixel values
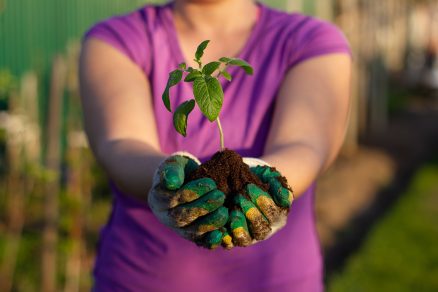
left=225, top=158, right=294, bottom=247
left=148, top=153, right=229, bottom=249
left=148, top=154, right=293, bottom=250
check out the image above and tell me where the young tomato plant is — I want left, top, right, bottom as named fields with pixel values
left=162, top=40, right=253, bottom=150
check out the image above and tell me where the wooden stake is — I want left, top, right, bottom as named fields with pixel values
left=42, top=55, right=66, bottom=292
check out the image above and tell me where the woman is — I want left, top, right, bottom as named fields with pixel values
left=80, top=0, right=351, bottom=291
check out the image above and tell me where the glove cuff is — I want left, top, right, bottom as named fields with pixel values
left=242, top=157, right=271, bottom=168
left=171, top=151, right=201, bottom=165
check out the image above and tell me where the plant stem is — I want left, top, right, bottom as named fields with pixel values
left=216, top=117, right=225, bottom=151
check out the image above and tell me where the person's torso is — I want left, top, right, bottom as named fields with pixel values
left=85, top=3, right=346, bottom=290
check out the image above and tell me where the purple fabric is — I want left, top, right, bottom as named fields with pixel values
left=85, top=2, right=350, bottom=291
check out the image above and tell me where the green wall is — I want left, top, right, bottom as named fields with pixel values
left=0, top=0, right=163, bottom=76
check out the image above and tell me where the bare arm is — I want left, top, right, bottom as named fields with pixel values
left=261, top=54, right=352, bottom=197
left=79, top=38, right=165, bottom=200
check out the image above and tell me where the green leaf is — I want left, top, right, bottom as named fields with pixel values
left=195, top=40, right=210, bottom=61
left=229, top=59, right=254, bottom=75
left=178, top=62, right=187, bottom=70
left=184, top=69, right=202, bottom=82
left=221, top=70, right=232, bottom=81
left=219, top=57, right=254, bottom=75
left=202, top=61, right=221, bottom=75
left=219, top=57, right=232, bottom=63
left=193, top=76, right=224, bottom=122
left=173, top=99, right=195, bottom=136
left=162, top=69, right=183, bottom=112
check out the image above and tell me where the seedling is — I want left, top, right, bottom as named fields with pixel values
left=162, top=40, right=254, bottom=150
left=159, top=42, right=293, bottom=249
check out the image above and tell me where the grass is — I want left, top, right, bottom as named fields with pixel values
left=328, top=158, right=438, bottom=292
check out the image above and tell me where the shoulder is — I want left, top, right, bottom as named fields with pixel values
left=83, top=4, right=163, bottom=43
left=82, top=4, right=168, bottom=73
left=262, top=5, right=346, bottom=41
left=260, top=4, right=351, bottom=68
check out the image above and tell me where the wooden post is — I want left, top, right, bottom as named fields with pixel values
left=64, top=42, right=85, bottom=292
left=63, top=139, right=82, bottom=292
left=0, top=91, right=24, bottom=292
left=336, top=0, right=361, bottom=155
left=22, top=72, right=41, bottom=162
left=42, top=55, right=66, bottom=292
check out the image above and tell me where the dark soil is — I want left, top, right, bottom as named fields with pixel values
left=187, top=149, right=268, bottom=208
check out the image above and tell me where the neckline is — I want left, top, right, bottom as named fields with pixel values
left=162, top=2, right=267, bottom=67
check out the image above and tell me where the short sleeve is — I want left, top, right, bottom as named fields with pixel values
left=287, top=16, right=351, bottom=68
left=83, top=10, right=151, bottom=74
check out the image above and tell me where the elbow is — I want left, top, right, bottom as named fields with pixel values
left=86, top=133, right=110, bottom=169
left=94, top=138, right=121, bottom=171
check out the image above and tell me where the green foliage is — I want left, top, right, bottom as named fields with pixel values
left=193, top=76, right=223, bottom=122
left=387, top=82, right=411, bottom=114
left=202, top=61, right=221, bottom=75
left=0, top=69, right=16, bottom=96
left=162, top=69, right=183, bottom=112
left=0, top=147, right=111, bottom=291
left=194, top=40, right=210, bottom=65
left=328, top=160, right=438, bottom=292
left=173, top=99, right=195, bottom=137
left=184, top=69, right=202, bottom=82
left=162, top=40, right=254, bottom=137
left=220, top=70, right=232, bottom=81
left=14, top=233, right=41, bottom=292
left=219, top=57, right=254, bottom=75
left=0, top=69, right=16, bottom=110
left=178, top=62, right=187, bottom=70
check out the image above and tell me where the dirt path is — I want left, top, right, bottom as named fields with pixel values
left=316, top=106, right=438, bottom=276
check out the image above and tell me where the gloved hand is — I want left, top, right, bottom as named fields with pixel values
left=148, top=152, right=230, bottom=249
left=148, top=153, right=294, bottom=250
left=226, top=157, right=294, bottom=247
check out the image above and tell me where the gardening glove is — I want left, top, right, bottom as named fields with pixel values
left=227, top=157, right=294, bottom=247
left=148, top=152, right=229, bottom=249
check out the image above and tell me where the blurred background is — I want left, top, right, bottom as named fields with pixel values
left=0, top=0, right=437, bottom=291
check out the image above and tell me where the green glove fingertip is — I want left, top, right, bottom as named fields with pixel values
left=220, top=228, right=234, bottom=250
left=246, top=184, right=280, bottom=223
left=160, top=156, right=201, bottom=191
left=233, top=194, right=270, bottom=240
left=160, top=156, right=187, bottom=190
left=192, top=206, right=229, bottom=236
left=170, top=178, right=217, bottom=208
left=267, top=178, right=292, bottom=208
left=229, top=209, right=252, bottom=247
left=250, top=166, right=292, bottom=208
left=199, top=229, right=223, bottom=249
left=170, top=190, right=225, bottom=227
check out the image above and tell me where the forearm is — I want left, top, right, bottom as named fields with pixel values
left=95, top=139, right=166, bottom=201
left=261, top=142, right=326, bottom=198
left=261, top=55, right=351, bottom=198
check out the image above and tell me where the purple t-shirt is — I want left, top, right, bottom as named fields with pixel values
left=85, top=2, right=350, bottom=291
